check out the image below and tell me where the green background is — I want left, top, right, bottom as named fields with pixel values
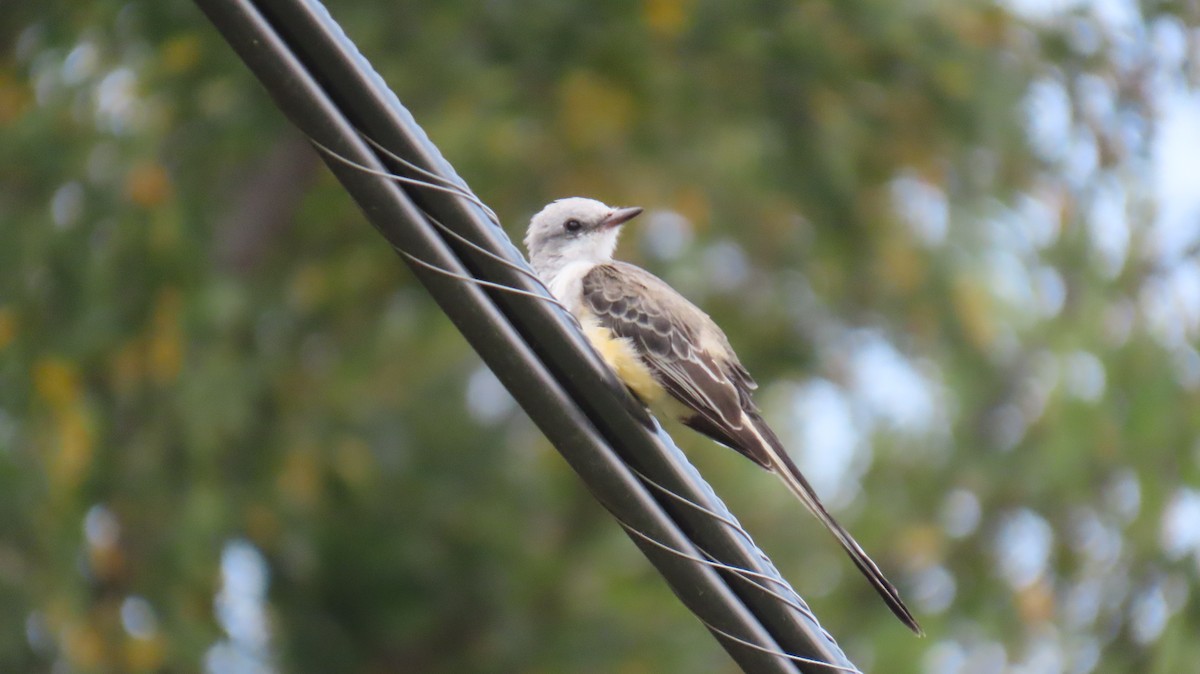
left=2, top=1, right=1199, bottom=672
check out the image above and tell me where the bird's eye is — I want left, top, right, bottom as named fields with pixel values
left=564, top=219, right=583, bottom=233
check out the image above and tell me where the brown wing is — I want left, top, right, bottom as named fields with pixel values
left=582, top=263, right=923, bottom=634
left=581, top=262, right=770, bottom=468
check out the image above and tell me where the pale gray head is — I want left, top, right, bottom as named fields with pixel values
left=524, top=197, right=643, bottom=280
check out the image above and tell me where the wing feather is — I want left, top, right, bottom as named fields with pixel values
left=580, top=262, right=922, bottom=634
left=581, top=263, right=769, bottom=467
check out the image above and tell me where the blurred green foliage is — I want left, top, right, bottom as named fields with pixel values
left=2, top=0, right=1200, bottom=672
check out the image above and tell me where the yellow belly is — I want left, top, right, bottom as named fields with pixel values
left=582, top=322, right=665, bottom=405
left=579, top=311, right=694, bottom=421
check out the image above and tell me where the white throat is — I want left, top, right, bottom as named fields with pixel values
left=529, top=228, right=621, bottom=287
left=545, top=260, right=599, bottom=316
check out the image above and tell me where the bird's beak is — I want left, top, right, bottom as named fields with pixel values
left=600, top=206, right=643, bottom=229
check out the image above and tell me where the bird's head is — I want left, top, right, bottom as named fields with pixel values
left=524, top=197, right=643, bottom=279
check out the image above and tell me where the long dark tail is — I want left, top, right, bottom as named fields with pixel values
left=744, top=411, right=923, bottom=635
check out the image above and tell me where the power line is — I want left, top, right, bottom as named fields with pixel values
left=193, top=1, right=861, bottom=670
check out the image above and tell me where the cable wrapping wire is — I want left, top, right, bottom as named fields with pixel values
left=192, top=1, right=862, bottom=671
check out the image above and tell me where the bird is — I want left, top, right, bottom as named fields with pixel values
left=524, top=197, right=921, bottom=635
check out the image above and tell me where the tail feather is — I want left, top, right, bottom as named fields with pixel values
left=744, top=412, right=923, bottom=636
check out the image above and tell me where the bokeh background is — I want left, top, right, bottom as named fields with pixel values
left=3, top=0, right=1200, bottom=672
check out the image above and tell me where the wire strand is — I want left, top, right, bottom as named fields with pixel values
left=310, top=137, right=493, bottom=208
left=416, top=206, right=558, bottom=300
left=614, top=519, right=860, bottom=673
left=627, top=464, right=852, bottom=648
left=309, top=135, right=580, bottom=320
left=358, top=132, right=501, bottom=224
left=614, top=506, right=823, bottom=631
left=698, top=616, right=862, bottom=674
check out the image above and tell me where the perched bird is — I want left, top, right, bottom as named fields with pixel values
left=525, top=197, right=921, bottom=634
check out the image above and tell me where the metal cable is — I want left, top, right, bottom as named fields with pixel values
left=192, top=0, right=863, bottom=670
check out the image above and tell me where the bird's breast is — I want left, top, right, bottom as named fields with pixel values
left=546, top=260, right=597, bottom=316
